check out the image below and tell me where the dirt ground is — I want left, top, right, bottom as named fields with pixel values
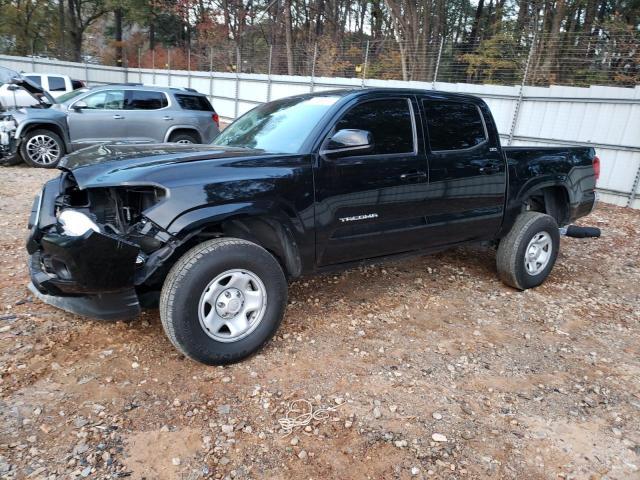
left=0, top=165, right=639, bottom=480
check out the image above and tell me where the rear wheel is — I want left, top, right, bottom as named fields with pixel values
left=160, top=238, right=288, bottom=365
left=496, top=212, right=560, bottom=290
left=20, top=129, right=64, bottom=168
left=169, top=131, right=199, bottom=144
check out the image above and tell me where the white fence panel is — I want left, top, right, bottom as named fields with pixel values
left=1, top=54, right=638, bottom=208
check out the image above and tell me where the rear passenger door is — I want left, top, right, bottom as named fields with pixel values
left=314, top=96, right=430, bottom=265
left=420, top=99, right=506, bottom=244
left=120, top=90, right=170, bottom=143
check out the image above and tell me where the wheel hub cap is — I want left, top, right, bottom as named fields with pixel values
left=198, top=269, right=267, bottom=343
left=215, top=288, right=244, bottom=318
left=524, top=231, right=552, bottom=276
left=26, top=135, right=60, bottom=165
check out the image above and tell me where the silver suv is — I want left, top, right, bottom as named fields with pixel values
left=0, top=72, right=220, bottom=168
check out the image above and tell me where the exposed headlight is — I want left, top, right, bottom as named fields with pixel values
left=58, top=210, right=100, bottom=236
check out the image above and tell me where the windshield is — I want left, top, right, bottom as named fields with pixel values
left=212, top=95, right=341, bottom=153
left=57, top=88, right=89, bottom=104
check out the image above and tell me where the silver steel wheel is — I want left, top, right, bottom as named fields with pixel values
left=26, top=134, right=61, bottom=165
left=524, top=231, right=552, bottom=276
left=198, top=269, right=267, bottom=343
left=176, top=139, right=193, bottom=144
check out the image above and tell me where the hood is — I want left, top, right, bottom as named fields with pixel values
left=0, top=66, right=56, bottom=108
left=59, top=143, right=269, bottom=188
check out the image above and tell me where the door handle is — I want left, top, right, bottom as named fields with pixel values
left=400, top=171, right=427, bottom=181
left=479, top=165, right=501, bottom=174
left=113, top=114, right=124, bottom=120
left=162, top=116, right=173, bottom=121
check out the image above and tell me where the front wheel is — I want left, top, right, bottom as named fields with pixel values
left=159, top=238, right=288, bottom=365
left=20, top=129, right=64, bottom=168
left=496, top=212, right=560, bottom=290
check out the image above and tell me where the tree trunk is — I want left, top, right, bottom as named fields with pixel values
left=58, top=0, right=66, bottom=58
left=284, top=0, right=294, bottom=75
left=469, top=0, right=485, bottom=47
left=114, top=8, right=124, bottom=67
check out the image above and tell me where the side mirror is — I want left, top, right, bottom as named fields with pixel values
left=7, top=85, right=19, bottom=91
left=322, top=129, right=373, bottom=156
left=72, top=101, right=88, bottom=110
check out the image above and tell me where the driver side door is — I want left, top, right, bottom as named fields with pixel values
left=67, top=89, right=126, bottom=149
left=314, top=96, right=430, bottom=266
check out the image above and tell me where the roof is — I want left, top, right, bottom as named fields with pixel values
left=89, top=84, right=205, bottom=95
left=281, top=87, right=484, bottom=104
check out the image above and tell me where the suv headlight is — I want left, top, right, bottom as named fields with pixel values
left=58, top=210, right=100, bottom=236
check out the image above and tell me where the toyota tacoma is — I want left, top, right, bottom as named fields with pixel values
left=26, top=89, right=599, bottom=365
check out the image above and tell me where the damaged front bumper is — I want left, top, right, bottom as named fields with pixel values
left=0, top=115, right=18, bottom=162
left=26, top=176, right=170, bottom=320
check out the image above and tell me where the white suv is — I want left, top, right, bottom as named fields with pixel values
left=0, top=73, right=84, bottom=108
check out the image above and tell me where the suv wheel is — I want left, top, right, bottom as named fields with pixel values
left=20, top=129, right=64, bottom=168
left=496, top=212, right=560, bottom=290
left=159, top=238, right=288, bottom=365
left=169, top=132, right=199, bottom=144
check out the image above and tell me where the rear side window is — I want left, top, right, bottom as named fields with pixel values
left=422, top=101, right=487, bottom=151
left=25, top=75, right=42, bottom=86
left=48, top=76, right=66, bottom=91
left=335, top=98, right=414, bottom=155
left=126, top=90, right=168, bottom=110
left=175, top=94, right=214, bottom=111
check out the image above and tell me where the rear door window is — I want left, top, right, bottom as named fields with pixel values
left=175, top=94, right=214, bottom=111
left=48, top=76, right=67, bottom=91
left=334, top=98, right=415, bottom=155
left=422, top=100, right=487, bottom=151
left=126, top=90, right=168, bottom=110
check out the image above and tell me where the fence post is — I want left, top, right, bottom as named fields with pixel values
left=123, top=46, right=129, bottom=83
left=138, top=47, right=142, bottom=83
left=152, top=49, right=156, bottom=84
left=234, top=47, right=240, bottom=118
left=432, top=36, right=444, bottom=89
left=507, top=32, right=536, bottom=146
left=266, top=45, right=273, bottom=102
left=167, top=49, right=171, bottom=86
left=209, top=47, right=214, bottom=105
left=628, top=164, right=640, bottom=207
left=361, top=40, right=370, bottom=88
left=187, top=47, right=191, bottom=88
left=310, top=43, right=318, bottom=92
left=84, top=58, right=89, bottom=85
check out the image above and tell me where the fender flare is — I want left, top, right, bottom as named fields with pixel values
left=163, top=125, right=202, bottom=143
left=166, top=202, right=303, bottom=278
left=16, top=120, right=70, bottom=152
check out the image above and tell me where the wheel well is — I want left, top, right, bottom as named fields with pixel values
left=522, top=186, right=570, bottom=226
left=168, top=128, right=201, bottom=143
left=21, top=124, right=67, bottom=152
left=140, top=216, right=301, bottom=290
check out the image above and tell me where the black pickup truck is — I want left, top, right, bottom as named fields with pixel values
left=26, top=88, right=599, bottom=365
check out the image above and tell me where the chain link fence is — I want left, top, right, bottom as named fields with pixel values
left=95, top=30, right=640, bottom=88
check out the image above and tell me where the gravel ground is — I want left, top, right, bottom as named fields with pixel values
left=0, top=165, right=639, bottom=480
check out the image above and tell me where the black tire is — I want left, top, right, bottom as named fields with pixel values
left=496, top=212, right=560, bottom=290
left=169, top=131, right=200, bottom=144
left=159, top=238, right=288, bottom=365
left=20, top=129, right=64, bottom=168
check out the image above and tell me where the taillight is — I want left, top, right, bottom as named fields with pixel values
left=593, top=155, right=600, bottom=181
left=212, top=113, right=220, bottom=129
